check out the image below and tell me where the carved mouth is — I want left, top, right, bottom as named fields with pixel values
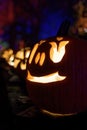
left=27, top=71, right=66, bottom=83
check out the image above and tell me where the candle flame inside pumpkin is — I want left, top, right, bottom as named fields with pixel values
left=27, top=38, right=69, bottom=83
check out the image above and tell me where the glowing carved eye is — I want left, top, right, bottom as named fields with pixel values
left=39, top=52, right=45, bottom=66
left=29, top=43, right=39, bottom=64
left=35, top=52, right=46, bottom=66
left=49, top=41, right=69, bottom=63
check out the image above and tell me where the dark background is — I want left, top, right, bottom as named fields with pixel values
left=0, top=0, right=77, bottom=49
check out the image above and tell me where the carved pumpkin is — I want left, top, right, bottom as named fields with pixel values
left=1, top=47, right=30, bottom=78
left=8, top=47, right=31, bottom=78
left=1, top=47, right=31, bottom=79
left=1, top=48, right=13, bottom=63
left=26, top=36, right=87, bottom=116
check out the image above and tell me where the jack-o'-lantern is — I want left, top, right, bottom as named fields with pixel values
left=26, top=36, right=87, bottom=116
left=8, top=47, right=31, bottom=78
left=0, top=48, right=13, bottom=72
left=1, top=48, right=13, bottom=62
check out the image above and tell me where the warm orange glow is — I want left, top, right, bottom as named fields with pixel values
left=39, top=52, right=45, bottom=66
left=15, top=48, right=30, bottom=69
left=14, top=59, right=20, bottom=68
left=8, top=47, right=31, bottom=69
left=20, top=61, right=27, bottom=70
left=29, top=43, right=39, bottom=64
left=27, top=71, right=66, bottom=83
left=29, top=39, right=69, bottom=65
left=2, top=49, right=13, bottom=61
left=15, top=50, right=24, bottom=60
left=15, top=48, right=31, bottom=60
left=35, top=52, right=40, bottom=64
left=35, top=52, right=45, bottom=66
left=8, top=54, right=14, bottom=66
left=42, top=109, right=75, bottom=117
left=14, top=49, right=30, bottom=69
left=27, top=38, right=69, bottom=83
left=56, top=37, right=63, bottom=41
left=40, top=40, right=46, bottom=44
left=49, top=40, right=69, bottom=63
left=25, top=50, right=30, bottom=58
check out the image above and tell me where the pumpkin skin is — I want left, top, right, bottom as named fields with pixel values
left=26, top=36, right=87, bottom=115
